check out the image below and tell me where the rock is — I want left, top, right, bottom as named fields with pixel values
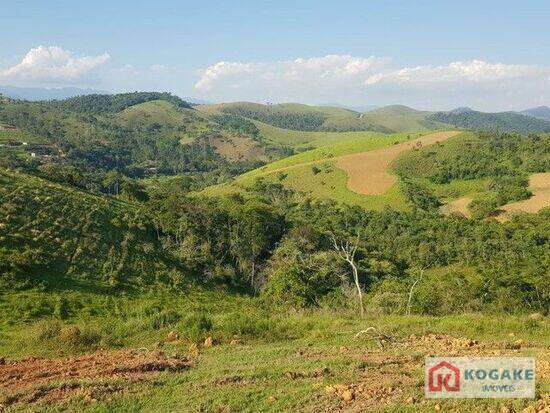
left=499, top=406, right=511, bottom=413
left=341, top=389, right=354, bottom=402
left=188, top=343, right=199, bottom=357
left=165, top=331, right=179, bottom=342
left=204, top=336, right=213, bottom=347
left=434, top=404, right=441, bottom=411
left=230, top=339, right=241, bottom=345
left=406, top=396, right=415, bottom=404
left=268, top=395, right=276, bottom=402
left=325, top=385, right=337, bottom=395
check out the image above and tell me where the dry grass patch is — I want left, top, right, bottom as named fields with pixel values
left=336, top=131, right=460, bottom=195
left=499, top=172, right=550, bottom=219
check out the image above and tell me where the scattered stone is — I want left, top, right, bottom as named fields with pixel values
left=325, top=385, right=337, bottom=395
left=230, top=339, right=241, bottom=345
left=405, top=396, right=415, bottom=404
left=268, top=395, right=276, bottom=402
left=341, top=389, right=354, bottom=402
left=188, top=343, right=199, bottom=357
left=204, top=336, right=213, bottom=347
left=434, top=404, right=441, bottom=411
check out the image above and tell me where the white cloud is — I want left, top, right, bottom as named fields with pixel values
left=195, top=55, right=549, bottom=110
left=195, top=55, right=388, bottom=92
left=365, top=60, right=544, bottom=85
left=195, top=61, right=256, bottom=90
left=0, top=46, right=110, bottom=84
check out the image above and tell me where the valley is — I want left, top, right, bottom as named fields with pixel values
left=0, top=92, right=549, bottom=412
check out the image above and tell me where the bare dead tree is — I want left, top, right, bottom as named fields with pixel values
left=331, top=230, right=364, bottom=318
left=406, top=266, right=425, bottom=316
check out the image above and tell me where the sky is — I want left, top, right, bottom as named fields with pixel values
left=0, top=0, right=549, bottom=111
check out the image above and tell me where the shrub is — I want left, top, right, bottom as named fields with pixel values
left=148, top=309, right=182, bottom=330
left=34, top=319, right=62, bottom=341
left=179, top=313, right=213, bottom=342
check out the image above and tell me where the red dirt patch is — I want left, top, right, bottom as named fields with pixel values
left=0, top=350, right=192, bottom=408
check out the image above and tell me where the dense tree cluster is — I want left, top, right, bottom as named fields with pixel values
left=394, top=132, right=549, bottom=216
left=0, top=95, right=265, bottom=187
left=428, top=110, right=550, bottom=134
left=220, top=105, right=327, bottom=131
left=50, top=92, right=192, bottom=113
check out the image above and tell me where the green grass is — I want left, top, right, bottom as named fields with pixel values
left=0, top=128, right=47, bottom=144
left=0, top=170, right=171, bottom=290
left=1, top=286, right=547, bottom=412
left=254, top=120, right=385, bottom=149
left=243, top=132, right=418, bottom=177
left=203, top=132, right=424, bottom=210
left=357, top=105, right=448, bottom=133
left=200, top=102, right=452, bottom=134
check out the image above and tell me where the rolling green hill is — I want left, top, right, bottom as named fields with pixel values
left=358, top=105, right=447, bottom=132
left=202, top=131, right=434, bottom=210
left=0, top=94, right=270, bottom=177
left=200, top=102, right=448, bottom=133
left=428, top=109, right=550, bottom=133
left=0, top=170, right=173, bottom=292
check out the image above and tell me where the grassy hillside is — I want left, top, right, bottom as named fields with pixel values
left=393, top=132, right=550, bottom=217
left=358, top=105, right=447, bottom=133
left=0, top=95, right=269, bottom=178
left=203, top=131, right=435, bottom=210
left=428, top=109, right=550, bottom=133
left=0, top=170, right=173, bottom=293
left=201, top=102, right=448, bottom=133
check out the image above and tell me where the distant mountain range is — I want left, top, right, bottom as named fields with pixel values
left=0, top=86, right=110, bottom=101
left=429, top=107, right=550, bottom=134
left=0, top=85, right=210, bottom=105
left=521, top=106, right=550, bottom=121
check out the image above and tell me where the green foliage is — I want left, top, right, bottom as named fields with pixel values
left=219, top=103, right=327, bottom=131
left=0, top=170, right=174, bottom=290
left=394, top=132, right=549, bottom=214
left=52, top=92, right=191, bottom=113
left=402, top=180, right=441, bottom=210
left=428, top=110, right=550, bottom=134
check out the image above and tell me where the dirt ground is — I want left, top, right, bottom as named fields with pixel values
left=336, top=131, right=461, bottom=195
left=1, top=333, right=548, bottom=411
left=208, top=134, right=266, bottom=162
left=440, top=197, right=473, bottom=217
left=321, top=333, right=550, bottom=412
left=0, top=350, right=192, bottom=409
left=499, top=172, right=550, bottom=219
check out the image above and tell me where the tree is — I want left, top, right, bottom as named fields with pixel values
left=331, top=231, right=364, bottom=317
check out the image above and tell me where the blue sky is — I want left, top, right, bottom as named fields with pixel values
left=1, top=0, right=549, bottom=110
